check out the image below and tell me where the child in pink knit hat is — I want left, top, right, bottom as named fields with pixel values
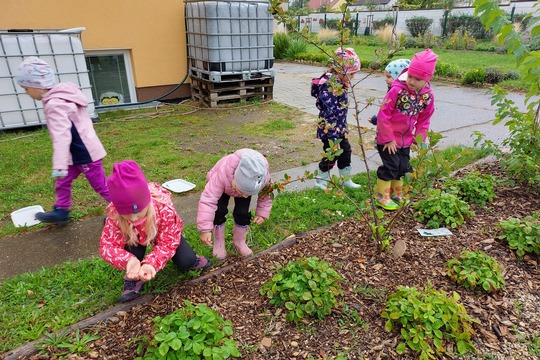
left=374, top=48, right=438, bottom=210
left=100, top=160, right=211, bottom=303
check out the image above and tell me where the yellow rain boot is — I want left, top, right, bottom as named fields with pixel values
left=391, top=179, right=404, bottom=203
left=376, top=179, right=398, bottom=211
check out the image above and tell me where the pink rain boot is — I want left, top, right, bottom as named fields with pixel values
left=233, top=224, right=253, bottom=257
left=213, top=224, right=227, bottom=260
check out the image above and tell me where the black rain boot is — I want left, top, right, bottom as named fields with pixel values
left=35, top=207, right=70, bottom=225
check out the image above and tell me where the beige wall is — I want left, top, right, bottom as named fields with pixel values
left=0, top=0, right=188, bottom=89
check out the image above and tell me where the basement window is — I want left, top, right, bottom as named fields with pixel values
left=85, top=50, right=136, bottom=106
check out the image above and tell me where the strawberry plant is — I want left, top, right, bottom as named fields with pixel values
left=446, top=250, right=505, bottom=292
left=413, top=188, right=475, bottom=228
left=260, top=257, right=343, bottom=323
left=445, top=171, right=496, bottom=205
left=498, top=212, right=540, bottom=257
left=136, top=301, right=240, bottom=360
left=382, top=283, right=477, bottom=359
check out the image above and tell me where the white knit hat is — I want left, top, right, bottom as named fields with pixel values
left=16, top=57, right=57, bottom=89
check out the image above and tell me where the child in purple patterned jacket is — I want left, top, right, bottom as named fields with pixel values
left=312, top=47, right=362, bottom=191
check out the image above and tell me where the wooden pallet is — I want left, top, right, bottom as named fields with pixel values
left=190, top=76, right=274, bottom=107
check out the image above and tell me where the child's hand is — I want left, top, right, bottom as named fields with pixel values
left=200, top=232, right=212, bottom=246
left=383, top=140, right=397, bottom=154
left=139, top=264, right=156, bottom=281
left=125, top=256, right=141, bottom=280
left=253, top=216, right=266, bottom=225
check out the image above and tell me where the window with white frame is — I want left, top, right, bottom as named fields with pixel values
left=85, top=50, right=136, bottom=106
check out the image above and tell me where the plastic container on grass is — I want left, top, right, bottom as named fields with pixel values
left=11, top=205, right=44, bottom=227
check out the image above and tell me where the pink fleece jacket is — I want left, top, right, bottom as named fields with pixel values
left=376, top=76, right=435, bottom=147
left=197, top=149, right=272, bottom=232
left=100, top=183, right=183, bottom=272
left=41, top=82, right=106, bottom=170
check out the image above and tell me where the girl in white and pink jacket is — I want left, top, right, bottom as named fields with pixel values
left=16, top=57, right=110, bottom=224
left=197, top=149, right=272, bottom=260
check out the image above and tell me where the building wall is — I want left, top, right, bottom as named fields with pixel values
left=0, top=0, right=189, bottom=101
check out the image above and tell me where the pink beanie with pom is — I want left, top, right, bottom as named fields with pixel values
left=407, top=48, right=438, bottom=82
left=107, top=160, right=151, bottom=215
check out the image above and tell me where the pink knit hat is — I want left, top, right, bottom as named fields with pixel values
left=407, top=48, right=438, bottom=82
left=107, top=160, right=151, bottom=215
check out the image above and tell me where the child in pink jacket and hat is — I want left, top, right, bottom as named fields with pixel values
left=197, top=149, right=272, bottom=260
left=100, top=160, right=211, bottom=303
left=16, top=57, right=110, bottom=224
left=375, top=49, right=438, bottom=210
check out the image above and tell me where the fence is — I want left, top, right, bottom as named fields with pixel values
left=296, top=1, right=537, bottom=37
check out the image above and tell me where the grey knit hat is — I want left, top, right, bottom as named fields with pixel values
left=234, top=150, right=267, bottom=196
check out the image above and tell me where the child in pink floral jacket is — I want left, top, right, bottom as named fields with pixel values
left=375, top=49, right=438, bottom=211
left=100, top=160, right=210, bottom=303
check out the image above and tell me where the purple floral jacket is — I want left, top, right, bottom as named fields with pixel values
left=314, top=74, right=349, bottom=141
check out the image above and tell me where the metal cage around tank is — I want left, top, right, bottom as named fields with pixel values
left=185, top=0, right=275, bottom=83
left=0, top=28, right=96, bottom=130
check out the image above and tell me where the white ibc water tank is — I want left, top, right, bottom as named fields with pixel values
left=185, top=0, right=274, bottom=82
left=0, top=28, right=96, bottom=130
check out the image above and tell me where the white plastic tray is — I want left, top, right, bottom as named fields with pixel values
left=11, top=205, right=44, bottom=227
left=162, top=179, right=196, bottom=193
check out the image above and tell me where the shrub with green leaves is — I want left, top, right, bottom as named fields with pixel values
left=405, top=16, right=433, bottom=37
left=136, top=301, right=240, bottom=360
left=382, top=284, right=477, bottom=359
left=462, top=68, right=487, bottom=85
left=413, top=189, right=475, bottom=229
left=445, top=171, right=496, bottom=205
left=273, top=32, right=291, bottom=60
left=498, top=213, right=540, bottom=257
left=446, top=250, right=505, bottom=292
left=260, top=257, right=343, bottom=323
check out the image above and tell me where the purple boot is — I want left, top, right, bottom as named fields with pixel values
left=120, top=277, right=144, bottom=303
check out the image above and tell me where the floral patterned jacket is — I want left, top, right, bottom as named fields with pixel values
left=376, top=76, right=435, bottom=148
left=100, top=183, right=183, bottom=272
left=314, top=74, right=349, bottom=141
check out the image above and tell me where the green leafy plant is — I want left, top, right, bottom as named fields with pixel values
left=473, top=0, right=540, bottom=185
left=36, top=329, right=100, bottom=357
left=462, top=68, right=486, bottom=85
left=273, top=31, right=291, bottom=59
left=284, top=38, right=309, bottom=60
left=260, top=257, right=343, bottom=323
left=445, top=171, right=496, bottom=205
left=527, top=334, right=540, bottom=357
left=498, top=212, right=540, bottom=257
left=136, top=301, right=241, bottom=360
left=413, top=188, right=475, bottom=229
left=446, top=250, right=505, bottom=292
left=382, top=283, right=477, bottom=359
